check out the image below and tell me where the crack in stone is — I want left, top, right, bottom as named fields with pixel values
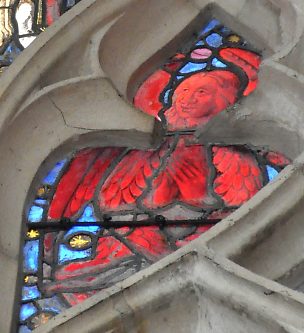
left=47, top=93, right=92, bottom=131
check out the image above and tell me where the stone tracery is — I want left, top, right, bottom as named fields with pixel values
left=0, top=1, right=304, bottom=332
left=18, top=17, right=291, bottom=331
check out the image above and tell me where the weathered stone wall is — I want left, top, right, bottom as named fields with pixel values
left=2, top=0, right=304, bottom=332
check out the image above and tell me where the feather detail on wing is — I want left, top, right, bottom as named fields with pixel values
left=212, top=146, right=262, bottom=206
left=64, top=148, right=123, bottom=217
left=126, top=227, right=172, bottom=259
left=48, top=149, right=101, bottom=219
left=48, top=148, right=123, bottom=220
left=99, top=143, right=169, bottom=212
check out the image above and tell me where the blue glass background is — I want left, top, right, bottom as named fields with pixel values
left=19, top=303, right=37, bottom=321
left=19, top=325, right=31, bottom=333
left=28, top=206, right=43, bottom=223
left=22, top=286, right=41, bottom=301
left=65, top=205, right=100, bottom=237
left=43, top=159, right=67, bottom=185
left=58, top=244, right=92, bottom=264
left=266, top=165, right=279, bottom=181
left=37, top=296, right=67, bottom=314
left=23, top=241, right=39, bottom=273
left=212, top=58, right=227, bottom=68
left=199, top=19, right=220, bottom=36
left=179, top=62, right=207, bottom=74
left=206, top=33, right=223, bottom=47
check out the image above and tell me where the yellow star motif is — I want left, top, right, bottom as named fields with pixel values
left=37, top=187, right=45, bottom=197
left=69, top=234, right=92, bottom=249
left=27, top=229, right=40, bottom=239
left=24, top=275, right=37, bottom=284
left=228, top=34, right=241, bottom=43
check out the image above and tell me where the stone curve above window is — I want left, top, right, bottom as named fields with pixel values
left=1, top=0, right=304, bottom=332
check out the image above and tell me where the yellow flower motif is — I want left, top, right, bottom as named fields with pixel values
left=24, top=276, right=29, bottom=283
left=228, top=35, right=241, bottom=43
left=27, top=229, right=40, bottom=238
left=69, top=234, right=92, bottom=249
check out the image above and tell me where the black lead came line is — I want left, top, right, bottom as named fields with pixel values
left=26, top=215, right=221, bottom=230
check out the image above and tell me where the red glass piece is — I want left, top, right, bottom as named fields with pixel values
left=44, top=232, right=56, bottom=263
left=145, top=137, right=210, bottom=208
left=48, top=149, right=100, bottom=219
left=164, top=53, right=185, bottom=72
left=165, top=70, right=240, bottom=131
left=266, top=151, right=290, bottom=167
left=213, top=146, right=262, bottom=206
left=115, top=227, right=131, bottom=235
left=172, top=53, right=186, bottom=60
left=219, top=48, right=261, bottom=96
left=45, top=0, right=61, bottom=26
left=240, top=163, right=250, bottom=177
left=146, top=171, right=178, bottom=208
left=62, top=291, right=98, bottom=306
left=126, top=227, right=171, bottom=259
left=64, top=148, right=123, bottom=217
left=134, top=69, right=171, bottom=117
left=99, top=150, right=154, bottom=210
left=99, top=141, right=170, bottom=212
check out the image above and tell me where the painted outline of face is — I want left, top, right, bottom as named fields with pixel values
left=166, top=70, right=240, bottom=130
left=173, top=76, right=217, bottom=118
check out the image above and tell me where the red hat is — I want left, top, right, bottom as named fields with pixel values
left=219, top=48, right=261, bottom=96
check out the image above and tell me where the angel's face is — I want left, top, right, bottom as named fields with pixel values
left=172, top=75, right=217, bottom=120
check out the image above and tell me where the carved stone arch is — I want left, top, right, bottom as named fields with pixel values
left=2, top=0, right=304, bottom=332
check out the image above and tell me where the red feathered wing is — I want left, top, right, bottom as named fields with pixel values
left=48, top=148, right=123, bottom=219
left=99, top=140, right=172, bottom=212
left=212, top=146, right=263, bottom=206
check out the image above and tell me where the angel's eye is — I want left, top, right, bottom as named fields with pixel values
left=68, top=234, right=92, bottom=250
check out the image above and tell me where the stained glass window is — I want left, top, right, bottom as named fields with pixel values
left=0, top=0, right=81, bottom=71
left=18, top=19, right=291, bottom=331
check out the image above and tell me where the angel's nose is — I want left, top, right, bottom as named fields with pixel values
left=186, top=93, right=197, bottom=104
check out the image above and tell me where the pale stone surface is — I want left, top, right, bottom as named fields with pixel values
left=33, top=249, right=304, bottom=333
left=1, top=0, right=304, bottom=332
left=24, top=77, right=154, bottom=131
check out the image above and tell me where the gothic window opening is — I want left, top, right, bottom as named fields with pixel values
left=0, top=0, right=81, bottom=71
left=18, top=18, right=290, bottom=332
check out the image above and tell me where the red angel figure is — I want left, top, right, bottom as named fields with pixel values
left=43, top=47, right=289, bottom=306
